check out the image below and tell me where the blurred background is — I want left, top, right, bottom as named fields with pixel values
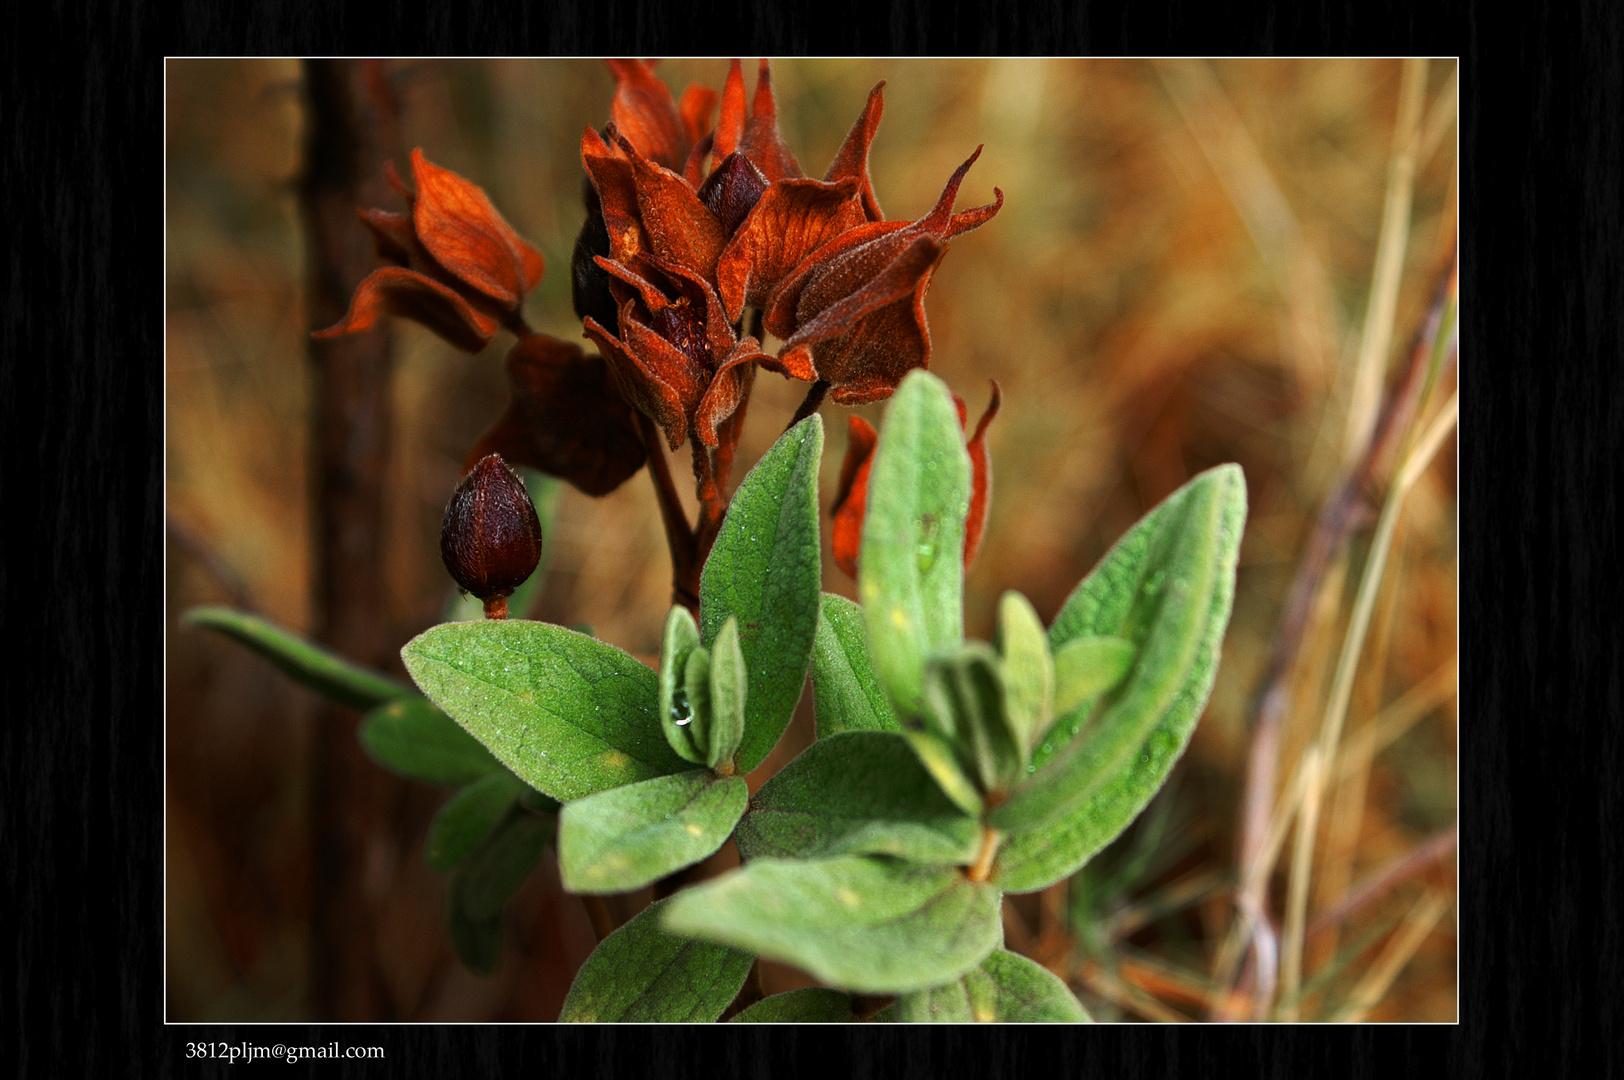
left=166, top=58, right=1456, bottom=1022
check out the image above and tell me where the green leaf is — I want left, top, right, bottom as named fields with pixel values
left=699, top=414, right=823, bottom=774
left=557, top=770, right=748, bottom=894
left=426, top=770, right=526, bottom=870
left=996, top=592, right=1054, bottom=760
left=734, top=731, right=980, bottom=864
left=921, top=642, right=1022, bottom=795
left=811, top=593, right=900, bottom=737
left=902, top=729, right=984, bottom=818
left=730, top=988, right=857, bottom=1023
left=858, top=371, right=970, bottom=721
left=359, top=696, right=504, bottom=786
left=1051, top=636, right=1136, bottom=719
left=184, top=606, right=413, bottom=710
left=658, top=606, right=706, bottom=764
left=661, top=855, right=1002, bottom=995
left=559, top=897, right=754, bottom=1022
left=446, top=805, right=554, bottom=974
left=682, top=647, right=714, bottom=762
left=706, top=617, right=748, bottom=770
left=994, top=465, right=1247, bottom=892
left=401, top=620, right=690, bottom=802
left=893, top=949, right=1090, bottom=1023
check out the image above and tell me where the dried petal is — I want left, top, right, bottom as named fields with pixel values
left=606, top=59, right=689, bottom=170
left=715, top=60, right=747, bottom=161
left=961, top=381, right=1001, bottom=569
left=714, top=176, right=866, bottom=322
left=739, top=59, right=802, bottom=182
left=313, top=266, right=499, bottom=354
left=584, top=308, right=702, bottom=452
left=440, top=454, right=544, bottom=601
left=613, top=131, right=728, bottom=278
left=823, top=81, right=887, bottom=222
left=465, top=335, right=648, bottom=497
left=830, top=415, right=878, bottom=579
left=409, top=149, right=543, bottom=307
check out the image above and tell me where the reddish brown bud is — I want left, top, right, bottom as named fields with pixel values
left=697, top=151, right=768, bottom=237
left=440, top=454, right=543, bottom=617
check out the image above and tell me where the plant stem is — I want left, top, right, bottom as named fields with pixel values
left=967, top=827, right=1003, bottom=883
left=788, top=379, right=829, bottom=429
left=636, top=412, right=699, bottom=614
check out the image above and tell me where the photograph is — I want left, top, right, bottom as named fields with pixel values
left=165, top=56, right=1457, bottom=1024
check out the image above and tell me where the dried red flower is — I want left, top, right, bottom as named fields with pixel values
left=464, top=334, right=648, bottom=497
left=315, top=149, right=545, bottom=353
left=830, top=382, right=1002, bottom=579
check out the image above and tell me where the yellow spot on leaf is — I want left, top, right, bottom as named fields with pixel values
left=601, top=750, right=629, bottom=771
left=889, top=608, right=909, bottom=630
left=974, top=1008, right=995, bottom=1022
left=836, top=887, right=861, bottom=907
left=684, top=823, right=703, bottom=836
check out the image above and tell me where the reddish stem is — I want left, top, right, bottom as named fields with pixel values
left=637, top=412, right=699, bottom=613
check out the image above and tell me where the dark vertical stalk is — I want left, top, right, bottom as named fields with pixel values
left=298, top=58, right=402, bottom=1021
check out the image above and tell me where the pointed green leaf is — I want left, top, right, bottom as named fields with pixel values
left=922, top=642, right=1022, bottom=795
left=811, top=592, right=900, bottom=737
left=426, top=770, right=526, bottom=870
left=730, top=988, right=857, bottom=1023
left=662, top=856, right=1002, bottom=995
left=735, top=731, right=980, bottom=864
left=1051, top=636, right=1136, bottom=719
left=995, top=465, right=1247, bottom=892
left=359, top=696, right=504, bottom=786
left=658, top=606, right=705, bottom=764
left=699, top=415, right=823, bottom=773
left=707, top=617, right=748, bottom=770
left=557, top=770, right=748, bottom=895
left=996, top=592, right=1054, bottom=759
left=858, top=371, right=970, bottom=720
left=184, top=606, right=413, bottom=710
left=401, top=620, right=689, bottom=802
left=682, top=646, right=714, bottom=762
left=893, top=949, right=1090, bottom=1022
left=902, top=728, right=984, bottom=818
left=559, top=897, right=754, bottom=1022
left=446, top=804, right=554, bottom=974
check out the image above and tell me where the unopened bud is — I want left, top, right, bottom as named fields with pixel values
left=698, top=152, right=769, bottom=237
left=440, top=454, right=543, bottom=619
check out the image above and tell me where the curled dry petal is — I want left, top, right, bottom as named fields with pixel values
left=830, top=382, right=1000, bottom=579
left=714, top=59, right=747, bottom=161
left=605, top=60, right=717, bottom=173
left=823, top=81, right=887, bottom=222
left=464, top=334, right=648, bottom=497
left=313, top=266, right=499, bottom=354
left=409, top=149, right=544, bottom=307
left=585, top=306, right=703, bottom=452
left=714, top=176, right=867, bottom=322
left=738, top=59, right=802, bottom=183
left=613, top=129, right=728, bottom=278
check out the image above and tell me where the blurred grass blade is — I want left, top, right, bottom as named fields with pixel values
left=184, top=605, right=413, bottom=710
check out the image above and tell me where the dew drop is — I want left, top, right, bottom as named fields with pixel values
left=670, top=688, right=692, bottom=725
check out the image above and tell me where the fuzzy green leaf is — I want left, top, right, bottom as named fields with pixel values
left=359, top=696, right=504, bottom=786
left=401, top=620, right=689, bottom=802
left=858, top=372, right=970, bottom=721
left=995, top=465, right=1246, bottom=892
left=426, top=770, right=526, bottom=870
left=446, top=805, right=554, bottom=974
left=922, top=642, right=1022, bottom=795
left=661, top=855, right=1001, bottom=995
left=892, top=949, right=1091, bottom=1022
left=902, top=729, right=984, bottom=818
left=706, top=617, right=748, bottom=770
left=811, top=593, right=899, bottom=737
left=559, top=897, right=754, bottom=1022
left=557, top=770, right=748, bottom=895
left=184, top=606, right=413, bottom=710
left=699, top=415, right=823, bottom=773
left=658, top=606, right=705, bottom=764
left=996, top=592, right=1054, bottom=759
left=1051, top=636, right=1136, bottom=719
left=734, top=731, right=980, bottom=864
left=730, top=988, right=857, bottom=1023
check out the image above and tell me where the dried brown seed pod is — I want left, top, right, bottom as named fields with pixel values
left=440, top=453, right=543, bottom=619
